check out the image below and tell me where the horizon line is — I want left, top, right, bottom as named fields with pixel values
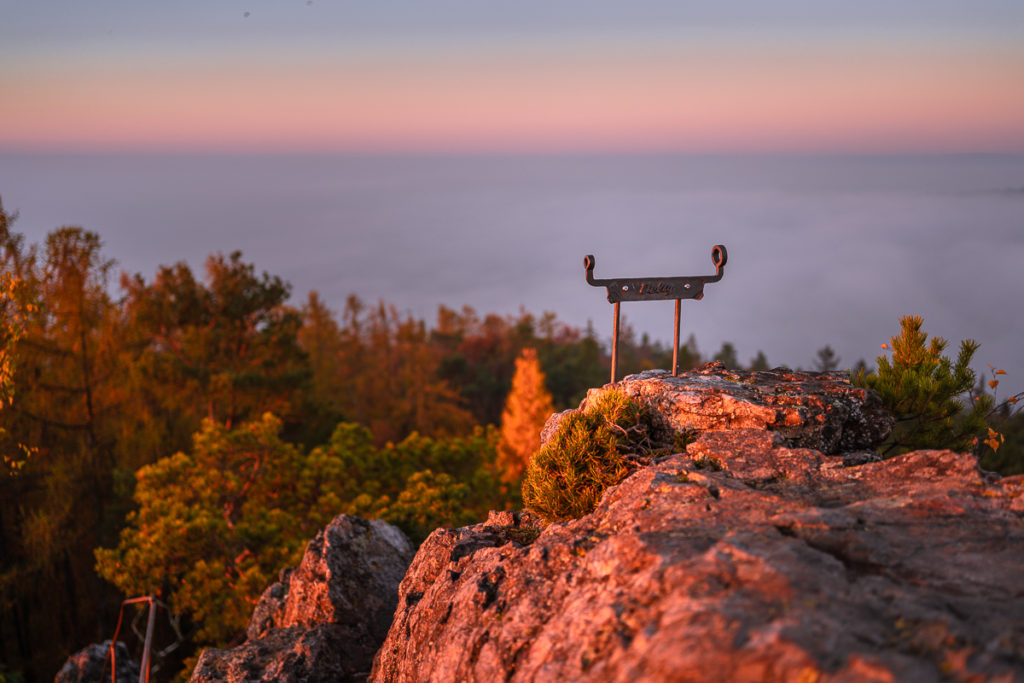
left=4, top=145, right=1024, bottom=159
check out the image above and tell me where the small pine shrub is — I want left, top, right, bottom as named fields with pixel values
left=854, top=315, right=991, bottom=456
left=521, top=391, right=662, bottom=522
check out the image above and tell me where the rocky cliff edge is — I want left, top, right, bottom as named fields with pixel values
left=371, top=365, right=1024, bottom=682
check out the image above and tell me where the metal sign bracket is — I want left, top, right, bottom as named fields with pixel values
left=584, top=245, right=727, bottom=382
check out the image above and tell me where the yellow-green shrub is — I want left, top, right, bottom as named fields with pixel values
left=522, top=391, right=662, bottom=522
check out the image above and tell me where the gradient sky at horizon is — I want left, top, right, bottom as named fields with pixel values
left=3, top=1, right=1024, bottom=153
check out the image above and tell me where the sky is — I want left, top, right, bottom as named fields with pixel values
left=2, top=1, right=1024, bottom=153
left=0, top=2, right=1022, bottom=389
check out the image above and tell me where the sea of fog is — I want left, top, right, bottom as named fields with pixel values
left=1, top=153, right=1022, bottom=388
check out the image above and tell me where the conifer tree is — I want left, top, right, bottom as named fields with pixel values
left=814, top=345, right=841, bottom=372
left=320, top=296, right=475, bottom=445
left=0, top=222, right=127, bottom=678
left=855, top=315, right=990, bottom=455
left=497, top=347, right=554, bottom=483
left=749, top=350, right=770, bottom=371
left=96, top=414, right=506, bottom=670
left=121, top=251, right=310, bottom=436
left=712, top=342, right=739, bottom=369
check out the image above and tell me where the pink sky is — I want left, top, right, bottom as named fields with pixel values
left=3, top=17, right=1024, bottom=153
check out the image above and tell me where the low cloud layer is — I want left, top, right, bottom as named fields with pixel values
left=2, top=153, right=1021, bottom=386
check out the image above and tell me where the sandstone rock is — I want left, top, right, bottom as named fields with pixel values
left=191, top=515, right=414, bottom=683
left=372, top=430, right=1024, bottom=681
left=541, top=363, right=893, bottom=455
left=53, top=640, right=139, bottom=683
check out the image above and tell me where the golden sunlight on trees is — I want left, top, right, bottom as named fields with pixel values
left=0, top=275, right=24, bottom=407
left=95, top=414, right=343, bottom=645
left=2, top=216, right=623, bottom=681
left=333, top=424, right=506, bottom=543
left=95, top=413, right=507, bottom=652
left=121, top=252, right=310, bottom=447
left=0, top=271, right=35, bottom=475
left=0, top=216, right=128, bottom=676
left=497, top=348, right=555, bottom=484
left=17, top=200, right=1024, bottom=682
left=299, top=293, right=476, bottom=446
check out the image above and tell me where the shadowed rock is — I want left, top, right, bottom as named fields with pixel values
left=372, top=370, right=1023, bottom=682
left=191, top=515, right=413, bottom=683
left=54, top=641, right=139, bottom=683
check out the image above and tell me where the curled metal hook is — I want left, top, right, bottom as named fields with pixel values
left=584, top=244, right=727, bottom=303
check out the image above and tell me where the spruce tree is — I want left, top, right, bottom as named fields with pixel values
left=712, top=342, right=739, bottom=369
left=497, top=347, right=555, bottom=483
left=814, top=345, right=841, bottom=372
left=749, top=350, right=770, bottom=371
left=855, top=315, right=990, bottom=455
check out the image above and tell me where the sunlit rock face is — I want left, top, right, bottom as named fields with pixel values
left=542, top=363, right=894, bottom=454
left=371, top=368, right=1024, bottom=682
left=190, top=515, right=413, bottom=683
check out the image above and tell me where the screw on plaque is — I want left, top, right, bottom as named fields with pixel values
left=584, top=245, right=727, bottom=383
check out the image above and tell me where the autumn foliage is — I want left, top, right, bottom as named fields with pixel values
left=497, top=348, right=554, bottom=483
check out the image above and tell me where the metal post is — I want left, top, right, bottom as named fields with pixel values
left=110, top=596, right=157, bottom=683
left=611, top=301, right=620, bottom=383
left=672, top=299, right=681, bottom=376
left=140, top=597, right=155, bottom=683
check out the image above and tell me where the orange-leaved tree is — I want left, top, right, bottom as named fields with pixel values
left=496, top=347, right=554, bottom=483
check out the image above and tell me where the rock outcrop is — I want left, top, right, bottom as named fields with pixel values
left=190, top=515, right=413, bottom=683
left=372, top=366, right=1024, bottom=682
left=542, top=364, right=894, bottom=454
left=54, top=640, right=139, bottom=683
